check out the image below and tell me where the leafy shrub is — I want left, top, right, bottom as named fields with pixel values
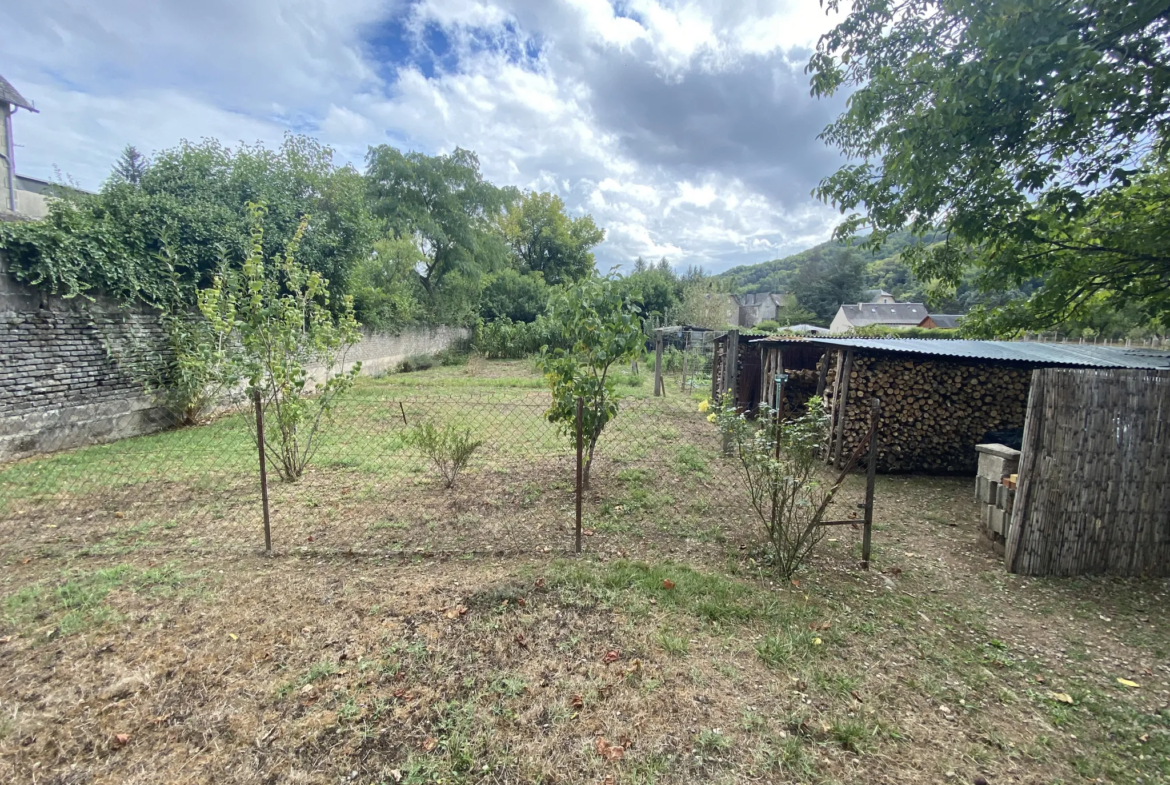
left=709, top=396, right=838, bottom=578
left=398, top=354, right=435, bottom=373
left=472, top=315, right=569, bottom=359
left=409, top=422, right=484, bottom=488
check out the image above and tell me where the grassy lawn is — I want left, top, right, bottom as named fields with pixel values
left=1, top=359, right=1167, bottom=783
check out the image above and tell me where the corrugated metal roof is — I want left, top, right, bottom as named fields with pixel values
left=803, top=338, right=1170, bottom=370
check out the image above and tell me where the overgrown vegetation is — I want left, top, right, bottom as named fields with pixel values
left=409, top=421, right=483, bottom=489
left=710, top=396, right=840, bottom=578
left=810, top=0, right=1170, bottom=337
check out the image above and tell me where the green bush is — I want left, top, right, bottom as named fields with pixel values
left=398, top=354, right=435, bottom=373
left=409, top=422, right=483, bottom=488
left=472, top=315, right=568, bottom=359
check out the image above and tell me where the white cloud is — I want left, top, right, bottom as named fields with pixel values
left=1, top=0, right=850, bottom=272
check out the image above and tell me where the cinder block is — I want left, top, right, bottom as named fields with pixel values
left=980, top=503, right=992, bottom=531
left=983, top=480, right=999, bottom=505
left=975, top=476, right=988, bottom=502
left=990, top=507, right=1005, bottom=536
left=976, top=443, right=1021, bottom=480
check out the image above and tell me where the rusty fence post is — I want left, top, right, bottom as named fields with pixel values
left=862, top=398, right=880, bottom=569
left=253, top=388, right=272, bottom=554
left=575, top=397, right=584, bottom=554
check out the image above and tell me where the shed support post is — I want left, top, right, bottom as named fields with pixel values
left=862, top=398, right=880, bottom=569
left=832, top=350, right=854, bottom=467
left=725, top=330, right=739, bottom=403
left=815, top=349, right=829, bottom=397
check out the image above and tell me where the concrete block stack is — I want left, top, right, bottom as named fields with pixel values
left=975, top=443, right=1021, bottom=555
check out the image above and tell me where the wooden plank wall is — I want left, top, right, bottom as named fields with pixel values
left=1005, top=368, right=1170, bottom=577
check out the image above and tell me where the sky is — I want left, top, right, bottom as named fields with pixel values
left=1, top=0, right=851, bottom=273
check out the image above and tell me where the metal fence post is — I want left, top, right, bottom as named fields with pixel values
left=575, top=396, right=584, bottom=554
left=253, top=388, right=272, bottom=554
left=653, top=332, right=664, bottom=397
left=862, top=398, right=880, bottom=569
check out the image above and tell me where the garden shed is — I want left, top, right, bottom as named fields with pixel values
left=753, top=338, right=1170, bottom=473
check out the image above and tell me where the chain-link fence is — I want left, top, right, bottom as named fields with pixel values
left=1, top=388, right=779, bottom=561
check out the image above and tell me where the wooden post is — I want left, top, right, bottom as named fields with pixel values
left=832, top=350, right=854, bottom=467
left=861, top=398, right=880, bottom=569
left=776, top=347, right=785, bottom=416
left=815, top=349, right=829, bottom=397
left=680, top=330, right=689, bottom=392
left=826, top=349, right=845, bottom=463
left=653, top=332, right=664, bottom=397
left=252, top=389, right=272, bottom=554
left=724, top=330, right=739, bottom=404
left=575, top=397, right=584, bottom=554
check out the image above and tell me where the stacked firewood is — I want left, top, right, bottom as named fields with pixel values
left=827, top=354, right=1031, bottom=472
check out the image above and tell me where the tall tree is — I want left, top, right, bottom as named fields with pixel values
left=112, top=145, right=149, bottom=184
left=810, top=0, right=1170, bottom=334
left=365, top=146, right=512, bottom=323
left=500, top=191, right=604, bottom=285
left=791, top=249, right=867, bottom=323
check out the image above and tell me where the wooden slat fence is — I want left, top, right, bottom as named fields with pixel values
left=1005, top=368, right=1170, bottom=576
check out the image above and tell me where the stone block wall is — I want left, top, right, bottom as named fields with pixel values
left=1, top=253, right=468, bottom=462
left=1, top=254, right=171, bottom=461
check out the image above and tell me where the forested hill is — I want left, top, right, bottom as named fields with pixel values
left=718, top=230, right=943, bottom=294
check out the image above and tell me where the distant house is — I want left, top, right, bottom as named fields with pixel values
left=0, top=73, right=44, bottom=218
left=726, top=292, right=794, bottom=328
left=830, top=302, right=931, bottom=333
left=925, top=314, right=963, bottom=329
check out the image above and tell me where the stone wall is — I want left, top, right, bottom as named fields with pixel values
left=0, top=253, right=468, bottom=462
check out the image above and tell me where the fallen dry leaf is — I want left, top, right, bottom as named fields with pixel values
left=514, top=633, right=528, bottom=649
left=571, top=694, right=584, bottom=709
left=583, top=529, right=595, bottom=537
left=444, top=605, right=468, bottom=619
left=1048, top=692, right=1075, bottom=704
left=422, top=736, right=438, bottom=752
left=389, top=771, right=402, bottom=783
left=113, top=733, right=130, bottom=746
left=534, top=577, right=546, bottom=589
left=1117, top=678, right=1140, bottom=688
left=602, top=649, right=620, bottom=664
left=662, top=579, right=676, bottom=590
left=595, top=737, right=625, bottom=761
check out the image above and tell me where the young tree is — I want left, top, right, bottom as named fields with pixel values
left=501, top=191, right=605, bottom=285
left=200, top=203, right=362, bottom=482
left=810, top=0, right=1170, bottom=333
left=112, top=145, right=149, bottom=184
left=538, top=276, right=644, bottom=488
